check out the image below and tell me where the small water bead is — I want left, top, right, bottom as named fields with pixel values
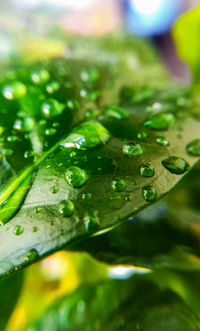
left=14, top=225, right=24, bottom=236
left=112, top=179, right=126, bottom=192
left=6, top=135, right=19, bottom=142
left=81, top=68, right=99, bottom=82
left=42, top=99, right=64, bottom=117
left=50, top=186, right=59, bottom=194
left=85, top=108, right=97, bottom=119
left=31, top=69, right=50, bottom=84
left=137, top=131, right=147, bottom=140
left=45, top=128, right=57, bottom=136
left=65, top=166, right=88, bottom=188
left=144, top=112, right=175, bottom=130
left=142, top=186, right=157, bottom=202
left=62, top=121, right=110, bottom=150
left=146, top=102, right=162, bottom=113
left=84, top=210, right=99, bottom=231
left=46, top=81, right=59, bottom=94
left=82, top=193, right=92, bottom=200
left=2, top=81, right=27, bottom=100
left=122, top=142, right=143, bottom=157
left=24, top=150, right=34, bottom=159
left=105, top=105, right=129, bottom=120
left=140, top=163, right=155, bottom=178
left=155, top=136, right=169, bottom=146
left=66, top=99, right=79, bottom=110
left=32, top=226, right=38, bottom=233
left=59, top=200, right=74, bottom=217
left=80, top=88, right=100, bottom=100
left=25, top=249, right=39, bottom=263
left=186, top=139, right=200, bottom=156
left=162, top=156, right=189, bottom=174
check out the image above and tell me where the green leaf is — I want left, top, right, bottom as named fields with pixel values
left=0, top=35, right=200, bottom=279
left=173, top=5, right=200, bottom=79
left=73, top=166, right=200, bottom=271
left=29, top=274, right=200, bottom=331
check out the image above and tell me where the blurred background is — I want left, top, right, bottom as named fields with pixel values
left=0, top=0, right=199, bottom=82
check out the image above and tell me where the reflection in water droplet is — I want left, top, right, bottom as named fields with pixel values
left=140, top=163, right=155, bottom=178
left=155, top=136, right=169, bottom=146
left=42, top=99, right=64, bottom=117
left=31, top=69, right=50, bottom=84
left=105, top=105, right=129, bottom=120
left=46, top=81, right=59, bottom=94
left=66, top=99, right=79, bottom=110
left=142, top=186, right=157, bottom=202
left=59, top=200, right=74, bottom=217
left=122, top=142, right=143, bottom=156
left=161, top=156, right=189, bottom=174
left=50, top=186, right=59, bottom=194
left=62, top=121, right=110, bottom=150
left=25, top=249, right=39, bottom=263
left=2, top=81, right=27, bottom=100
left=84, top=210, right=99, bottom=231
left=144, top=112, right=175, bottom=130
left=14, top=225, right=24, bottom=236
left=186, top=139, right=200, bottom=156
left=112, top=179, right=126, bottom=192
left=65, top=166, right=88, bottom=188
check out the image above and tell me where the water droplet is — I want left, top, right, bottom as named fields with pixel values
left=46, top=81, right=59, bottom=93
left=105, top=105, right=129, bottom=120
left=62, top=121, right=110, bottom=149
left=122, top=142, right=143, bottom=156
left=45, top=128, right=57, bottom=136
left=25, top=249, right=39, bottom=263
left=50, top=186, right=59, bottom=194
left=59, top=200, right=74, bottom=217
left=155, top=136, right=169, bottom=146
left=80, top=89, right=100, bottom=100
left=140, top=163, right=155, bottom=177
left=84, top=210, right=99, bottom=231
left=82, top=193, right=92, bottom=200
left=42, top=99, right=64, bottom=117
left=161, top=156, right=189, bottom=174
left=186, top=139, right=200, bottom=156
left=31, top=69, right=50, bottom=84
left=7, top=135, right=19, bottom=142
left=137, top=131, right=147, bottom=140
left=14, top=225, right=24, bottom=236
left=144, top=112, right=175, bottom=130
left=2, top=81, right=27, bottom=100
left=81, top=68, right=99, bottom=82
left=66, top=99, right=79, bottom=110
left=32, top=226, right=38, bottom=232
left=65, top=166, right=88, bottom=188
left=142, top=186, right=157, bottom=202
left=24, top=150, right=34, bottom=159
left=112, top=179, right=126, bottom=192
left=34, top=207, right=41, bottom=213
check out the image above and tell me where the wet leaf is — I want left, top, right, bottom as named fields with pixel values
left=0, top=36, right=199, bottom=279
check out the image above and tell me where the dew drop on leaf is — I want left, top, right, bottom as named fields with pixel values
left=2, top=81, right=27, bottom=100
left=155, top=136, right=169, bottom=146
left=144, top=112, right=175, bottom=130
left=186, top=139, right=200, bottom=156
left=122, top=142, right=143, bottom=156
left=65, top=166, right=88, bottom=188
left=140, top=162, right=155, bottom=178
left=142, top=186, right=157, bottom=202
left=14, top=225, right=24, bottom=236
left=66, top=99, right=79, bottom=110
left=46, top=81, right=59, bottom=94
left=42, top=99, right=64, bottom=117
left=31, top=69, right=50, bottom=84
left=24, top=249, right=39, bottom=263
left=112, top=178, right=126, bottom=192
left=50, top=186, right=59, bottom=194
left=137, top=131, right=147, bottom=140
left=161, top=156, right=189, bottom=174
left=32, top=226, right=38, bottom=233
left=82, top=193, right=92, bottom=200
left=59, top=200, right=74, bottom=217
left=105, top=105, right=129, bottom=120
left=45, top=128, right=57, bottom=136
